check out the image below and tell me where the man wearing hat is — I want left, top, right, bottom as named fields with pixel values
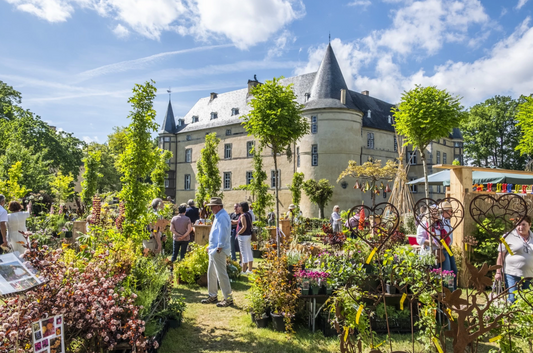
left=286, top=204, right=301, bottom=225
left=201, top=197, right=233, bottom=307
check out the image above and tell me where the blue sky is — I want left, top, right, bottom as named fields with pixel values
left=1, top=0, right=532, bottom=143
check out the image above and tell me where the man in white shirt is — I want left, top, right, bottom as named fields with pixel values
left=0, top=195, right=8, bottom=253
left=248, top=205, right=256, bottom=223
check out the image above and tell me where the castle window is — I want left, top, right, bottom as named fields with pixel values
left=224, top=143, right=232, bottom=159
left=407, top=151, right=417, bottom=165
left=367, top=133, right=374, bottom=149
left=210, top=112, right=218, bottom=120
left=388, top=115, right=392, bottom=124
left=184, top=174, right=191, bottom=190
left=311, top=116, right=318, bottom=134
left=186, top=135, right=191, bottom=141
left=185, top=148, right=192, bottom=163
left=247, top=141, right=255, bottom=157
left=304, top=93, right=310, bottom=102
left=296, top=146, right=300, bottom=168
left=192, top=116, right=199, bottom=123
left=409, top=178, right=418, bottom=193
left=443, top=152, right=447, bottom=164
left=394, top=136, right=398, bottom=152
left=165, top=179, right=169, bottom=188
left=226, top=129, right=232, bottom=136
left=443, top=139, right=447, bottom=146
left=223, top=172, right=232, bottom=190
left=311, top=144, right=318, bottom=166
left=164, top=137, right=170, bottom=142
left=368, top=110, right=372, bottom=118
left=271, top=170, right=280, bottom=188
left=231, top=108, right=239, bottom=116
left=246, top=171, right=253, bottom=185
left=436, top=151, right=440, bottom=164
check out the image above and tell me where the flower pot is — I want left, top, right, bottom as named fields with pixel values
left=270, top=313, right=286, bottom=332
left=64, top=231, right=73, bottom=238
left=310, top=285, right=320, bottom=295
left=326, top=287, right=333, bottom=295
left=252, top=249, right=262, bottom=259
left=301, top=288, right=309, bottom=295
left=363, top=264, right=374, bottom=274
left=196, top=273, right=208, bottom=287
left=386, top=283, right=397, bottom=294
left=251, top=313, right=269, bottom=328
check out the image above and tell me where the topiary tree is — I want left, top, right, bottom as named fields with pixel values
left=288, top=172, right=304, bottom=210
left=242, top=77, right=309, bottom=254
left=302, top=178, right=334, bottom=219
left=195, top=132, right=222, bottom=206
left=81, top=149, right=102, bottom=206
left=392, top=85, right=463, bottom=198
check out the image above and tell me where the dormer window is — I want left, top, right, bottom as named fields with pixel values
left=192, top=116, right=199, bottom=123
left=177, top=119, right=184, bottom=127
left=210, top=112, right=218, bottom=120
left=304, top=93, right=310, bottom=102
left=231, top=108, right=239, bottom=116
left=387, top=115, right=392, bottom=124
left=368, top=110, right=372, bottom=119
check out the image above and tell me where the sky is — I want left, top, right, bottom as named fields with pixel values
left=1, top=0, right=532, bottom=143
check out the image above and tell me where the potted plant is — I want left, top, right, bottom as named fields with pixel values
left=286, top=250, right=303, bottom=273
left=245, top=275, right=269, bottom=328
left=166, top=294, right=186, bottom=328
left=296, top=269, right=329, bottom=295
left=63, top=221, right=73, bottom=238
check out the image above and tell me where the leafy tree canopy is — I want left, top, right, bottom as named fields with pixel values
left=302, top=178, right=334, bottom=219
left=462, top=95, right=527, bottom=170
left=516, top=96, right=533, bottom=159
left=195, top=132, right=222, bottom=206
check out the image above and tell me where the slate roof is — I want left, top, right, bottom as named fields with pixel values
left=160, top=100, right=177, bottom=134
left=166, top=45, right=461, bottom=139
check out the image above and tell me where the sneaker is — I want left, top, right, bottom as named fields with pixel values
left=246, top=270, right=254, bottom=274
left=201, top=296, right=218, bottom=304
left=216, top=298, right=234, bottom=307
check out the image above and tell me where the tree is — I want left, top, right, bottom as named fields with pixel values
left=0, top=162, right=30, bottom=202
left=151, top=149, right=172, bottom=199
left=516, top=96, right=533, bottom=159
left=195, top=132, right=222, bottom=206
left=288, top=172, right=305, bottom=208
left=242, top=77, right=309, bottom=253
left=108, top=126, right=129, bottom=166
left=338, top=159, right=398, bottom=206
left=50, top=171, right=74, bottom=205
left=302, top=179, right=334, bottom=218
left=461, top=96, right=527, bottom=170
left=392, top=85, right=463, bottom=199
left=235, top=147, right=274, bottom=221
left=117, top=80, right=160, bottom=234
left=81, top=149, right=103, bottom=206
left=0, top=80, right=22, bottom=121
left=87, top=142, right=122, bottom=192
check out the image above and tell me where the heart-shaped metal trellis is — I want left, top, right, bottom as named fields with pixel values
left=414, top=197, right=464, bottom=246
left=347, top=202, right=400, bottom=254
left=469, top=193, right=528, bottom=240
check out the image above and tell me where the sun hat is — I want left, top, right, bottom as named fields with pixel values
left=441, top=201, right=453, bottom=210
left=288, top=204, right=296, bottom=210
left=206, top=197, right=223, bottom=206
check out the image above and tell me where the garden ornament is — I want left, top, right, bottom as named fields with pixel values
left=353, top=181, right=361, bottom=189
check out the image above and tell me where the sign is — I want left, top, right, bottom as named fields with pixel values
left=32, top=314, right=65, bottom=353
left=0, top=253, right=42, bottom=295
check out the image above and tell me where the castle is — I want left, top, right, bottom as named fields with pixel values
left=158, top=44, right=463, bottom=217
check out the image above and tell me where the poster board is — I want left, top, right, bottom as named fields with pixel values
left=32, top=314, right=65, bottom=353
left=0, top=253, right=42, bottom=295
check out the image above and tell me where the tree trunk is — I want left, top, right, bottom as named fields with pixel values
left=273, top=153, right=280, bottom=257
left=318, top=204, right=324, bottom=219
left=420, top=149, right=430, bottom=199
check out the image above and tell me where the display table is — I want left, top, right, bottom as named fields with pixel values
left=300, top=294, right=331, bottom=332
left=280, top=219, right=291, bottom=238
left=193, top=225, right=211, bottom=246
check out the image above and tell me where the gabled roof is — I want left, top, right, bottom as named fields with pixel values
left=160, top=100, right=177, bottom=134
left=350, top=91, right=395, bottom=132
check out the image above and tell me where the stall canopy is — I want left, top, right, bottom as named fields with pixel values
left=407, top=169, right=533, bottom=186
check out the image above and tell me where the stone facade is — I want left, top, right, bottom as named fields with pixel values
left=159, top=45, right=463, bottom=217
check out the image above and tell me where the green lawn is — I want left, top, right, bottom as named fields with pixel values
left=159, top=272, right=519, bottom=353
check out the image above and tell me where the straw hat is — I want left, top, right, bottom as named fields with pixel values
left=206, top=197, right=223, bottom=206
left=441, top=201, right=453, bottom=211
left=288, top=204, right=296, bottom=210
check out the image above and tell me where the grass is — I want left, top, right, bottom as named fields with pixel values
left=159, top=261, right=522, bottom=353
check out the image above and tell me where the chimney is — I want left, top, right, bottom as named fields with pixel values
left=210, top=92, right=217, bottom=101
left=361, top=90, right=369, bottom=96
left=340, top=89, right=347, bottom=104
left=247, top=76, right=261, bottom=96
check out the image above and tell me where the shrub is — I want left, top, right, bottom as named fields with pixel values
left=471, top=217, right=504, bottom=267
left=174, top=243, right=208, bottom=284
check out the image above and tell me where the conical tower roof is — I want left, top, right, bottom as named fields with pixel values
left=160, top=100, right=176, bottom=134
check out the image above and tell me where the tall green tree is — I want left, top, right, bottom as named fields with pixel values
left=516, top=96, right=533, bottom=162
left=108, top=126, right=129, bottom=166
left=81, top=149, right=103, bottom=206
left=461, top=96, right=527, bottom=170
left=242, top=77, right=309, bottom=253
left=87, top=142, right=122, bottom=192
left=302, top=179, right=334, bottom=219
left=50, top=171, right=74, bottom=205
left=0, top=162, right=30, bottom=202
left=117, top=80, right=160, bottom=234
left=195, top=132, right=222, bottom=206
left=392, top=85, right=463, bottom=199
left=288, top=172, right=305, bottom=208
left=235, top=147, right=274, bottom=221
left=151, top=149, right=172, bottom=199
left=0, top=80, right=22, bottom=121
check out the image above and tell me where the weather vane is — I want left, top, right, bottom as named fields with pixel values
left=167, top=87, right=171, bottom=100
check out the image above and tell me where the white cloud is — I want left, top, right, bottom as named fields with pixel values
left=4, top=0, right=304, bottom=48
left=112, top=24, right=129, bottom=38
left=83, top=136, right=99, bottom=143
left=267, top=30, right=296, bottom=58
left=516, top=0, right=529, bottom=9
left=348, top=0, right=371, bottom=8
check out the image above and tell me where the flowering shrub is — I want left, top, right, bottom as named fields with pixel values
left=0, top=238, right=151, bottom=352
left=295, top=269, right=330, bottom=287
